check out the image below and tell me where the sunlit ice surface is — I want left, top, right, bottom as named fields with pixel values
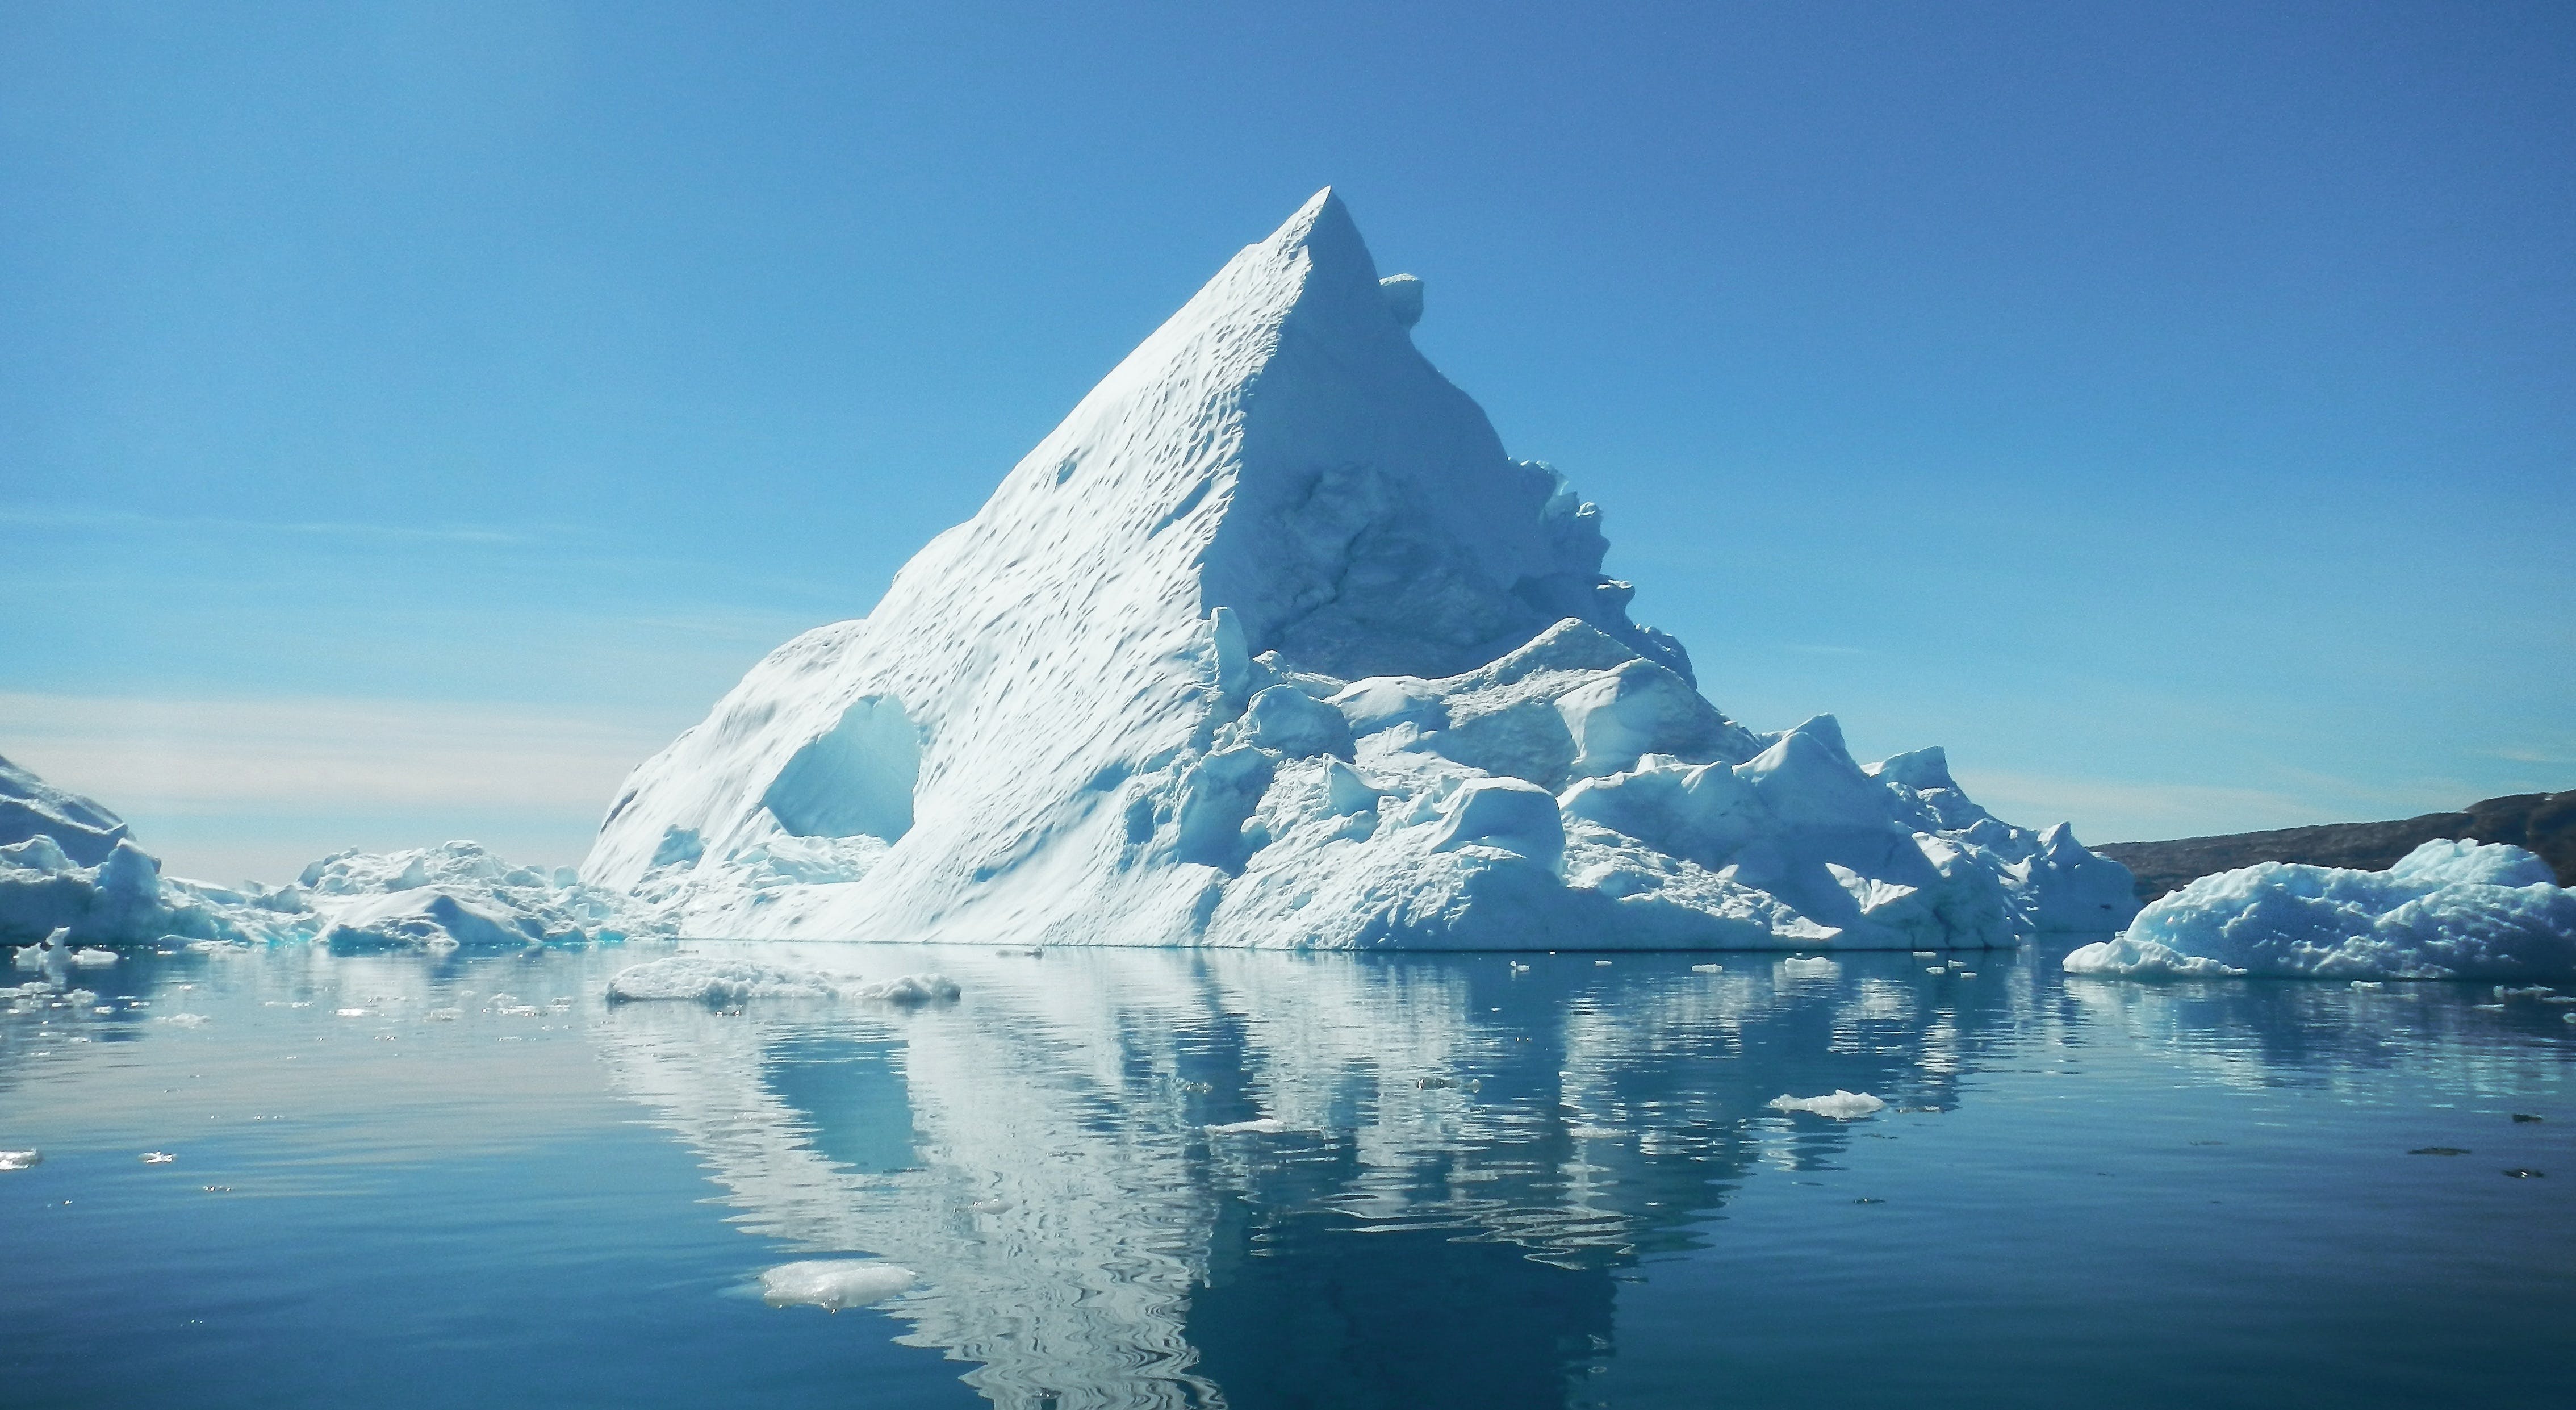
left=3, top=940, right=2570, bottom=1409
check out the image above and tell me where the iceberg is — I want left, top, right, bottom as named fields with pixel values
left=2064, top=839, right=2576, bottom=980
left=0, top=753, right=666, bottom=952
left=582, top=191, right=2133, bottom=951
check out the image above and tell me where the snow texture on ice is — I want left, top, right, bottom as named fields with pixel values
left=2064, top=839, right=2576, bottom=980
left=579, top=191, right=2135, bottom=952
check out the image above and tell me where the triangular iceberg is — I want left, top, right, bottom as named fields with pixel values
left=584, top=190, right=2136, bottom=948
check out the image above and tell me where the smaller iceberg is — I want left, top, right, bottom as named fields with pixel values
left=758, top=1260, right=917, bottom=1311
left=2064, top=839, right=2576, bottom=980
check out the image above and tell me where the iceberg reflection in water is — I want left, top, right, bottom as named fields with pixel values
left=5, top=940, right=2573, bottom=1409
left=582, top=941, right=2566, bottom=1409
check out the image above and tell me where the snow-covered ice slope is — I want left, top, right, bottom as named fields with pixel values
left=586, top=190, right=2135, bottom=949
left=2064, top=839, right=2576, bottom=979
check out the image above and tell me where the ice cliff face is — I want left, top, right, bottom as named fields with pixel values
left=586, top=189, right=2136, bottom=949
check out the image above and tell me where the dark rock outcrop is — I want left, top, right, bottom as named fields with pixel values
left=2095, top=791, right=2576, bottom=903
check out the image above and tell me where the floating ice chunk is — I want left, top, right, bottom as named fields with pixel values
left=425, top=1007, right=462, bottom=1021
left=156, top=1013, right=210, bottom=1027
left=854, top=973, right=961, bottom=1005
left=759, top=1259, right=917, bottom=1311
left=1777, top=956, right=1840, bottom=979
left=69, top=948, right=117, bottom=967
left=335, top=1008, right=369, bottom=1017
left=1768, top=1091, right=1887, bottom=1119
left=140, top=1151, right=175, bottom=1163
left=606, top=957, right=840, bottom=1003
left=1691, top=962, right=1724, bottom=973
left=2064, top=840, right=2576, bottom=980
left=0, top=1149, right=38, bottom=1171
left=1205, top=1117, right=1292, bottom=1135
left=965, top=1197, right=1013, bottom=1215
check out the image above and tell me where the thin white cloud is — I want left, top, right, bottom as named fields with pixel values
left=0, top=692, right=671, bottom=817
left=1950, top=767, right=2474, bottom=844
left=0, top=506, right=533, bottom=546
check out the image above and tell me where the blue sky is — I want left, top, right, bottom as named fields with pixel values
left=5, top=1, right=2571, bottom=883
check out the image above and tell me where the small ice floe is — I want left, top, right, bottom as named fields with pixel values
left=335, top=1008, right=369, bottom=1018
left=0, top=1149, right=40, bottom=1171
left=156, top=1013, right=210, bottom=1027
left=2542, top=995, right=2576, bottom=1005
left=1205, top=1117, right=1292, bottom=1136
left=1955, top=971, right=1977, bottom=979
left=855, top=974, right=960, bottom=1005
left=140, top=1151, right=175, bottom=1164
left=1925, top=966, right=1946, bottom=975
left=1691, top=963, right=1724, bottom=973
left=70, top=949, right=118, bottom=967
left=2351, top=981, right=2384, bottom=990
left=2496, top=985, right=2554, bottom=998
left=1768, top=1091, right=1887, bottom=1120
left=1912, top=951, right=1938, bottom=958
left=496, top=1004, right=541, bottom=1017
left=425, top=1008, right=462, bottom=1021
left=759, top=1259, right=918, bottom=1311
left=606, top=956, right=835, bottom=1004
left=1594, top=960, right=1613, bottom=967
left=965, top=1197, right=1013, bottom=1215
left=2472, top=1003, right=2506, bottom=1012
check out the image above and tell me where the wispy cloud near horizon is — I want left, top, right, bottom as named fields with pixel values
left=0, top=691, right=679, bottom=881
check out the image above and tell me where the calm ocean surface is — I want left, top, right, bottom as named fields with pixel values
left=4, top=939, right=2570, bottom=1409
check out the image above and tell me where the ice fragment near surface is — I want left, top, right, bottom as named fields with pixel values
left=1768, top=1091, right=1887, bottom=1119
left=759, top=1260, right=917, bottom=1311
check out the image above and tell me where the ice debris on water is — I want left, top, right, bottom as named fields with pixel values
left=2065, top=840, right=2576, bottom=981
left=1778, top=956, right=1840, bottom=979
left=1205, top=1117, right=1293, bottom=1136
left=156, top=1013, right=209, bottom=1027
left=604, top=955, right=959, bottom=1006
left=1768, top=1091, right=1887, bottom=1119
left=0, top=1149, right=39, bottom=1171
left=141, top=1151, right=175, bottom=1163
left=70, top=948, right=116, bottom=967
left=759, top=1259, right=918, bottom=1311
left=1691, top=962, right=1724, bottom=973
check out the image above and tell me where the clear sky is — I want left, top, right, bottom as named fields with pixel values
left=5, top=1, right=2571, bottom=884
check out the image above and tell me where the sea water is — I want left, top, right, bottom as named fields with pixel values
left=2, top=940, right=2569, bottom=1409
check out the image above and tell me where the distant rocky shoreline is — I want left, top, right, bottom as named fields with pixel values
left=2095, top=791, right=2575, bottom=903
